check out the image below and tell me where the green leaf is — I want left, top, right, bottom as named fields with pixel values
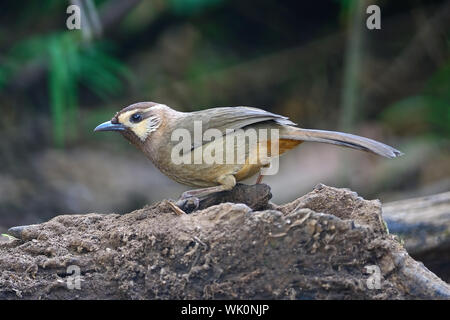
left=1, top=233, right=19, bottom=241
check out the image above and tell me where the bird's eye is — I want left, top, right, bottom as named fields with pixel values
left=130, top=113, right=143, bottom=123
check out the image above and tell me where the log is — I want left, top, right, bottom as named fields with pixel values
left=383, top=191, right=450, bottom=254
left=382, top=191, right=450, bottom=282
left=0, top=184, right=449, bottom=299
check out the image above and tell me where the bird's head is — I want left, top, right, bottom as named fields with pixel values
left=94, top=102, right=166, bottom=146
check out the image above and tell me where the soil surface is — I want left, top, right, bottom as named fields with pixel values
left=0, top=184, right=449, bottom=299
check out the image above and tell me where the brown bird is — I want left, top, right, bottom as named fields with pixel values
left=94, top=102, right=403, bottom=207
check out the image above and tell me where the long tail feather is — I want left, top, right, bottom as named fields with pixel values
left=282, top=128, right=403, bottom=159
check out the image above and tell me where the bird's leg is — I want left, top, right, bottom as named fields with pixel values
left=176, top=175, right=236, bottom=212
left=256, top=164, right=270, bottom=184
left=255, top=173, right=264, bottom=184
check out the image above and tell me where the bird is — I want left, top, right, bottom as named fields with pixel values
left=94, top=102, right=403, bottom=209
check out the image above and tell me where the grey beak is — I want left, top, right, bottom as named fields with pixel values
left=94, top=121, right=126, bottom=132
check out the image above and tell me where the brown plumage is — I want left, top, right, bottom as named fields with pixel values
left=95, top=102, right=403, bottom=202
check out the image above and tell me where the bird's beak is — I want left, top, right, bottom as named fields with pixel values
left=94, top=121, right=126, bottom=132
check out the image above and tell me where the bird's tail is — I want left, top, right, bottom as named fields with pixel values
left=281, top=128, right=403, bottom=159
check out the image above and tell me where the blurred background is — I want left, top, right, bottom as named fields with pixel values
left=0, top=0, right=449, bottom=231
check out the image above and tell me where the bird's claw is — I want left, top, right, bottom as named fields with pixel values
left=176, top=196, right=200, bottom=214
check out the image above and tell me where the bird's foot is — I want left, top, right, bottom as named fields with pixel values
left=176, top=196, right=200, bottom=214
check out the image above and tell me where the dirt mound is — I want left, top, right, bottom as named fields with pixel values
left=0, top=184, right=449, bottom=299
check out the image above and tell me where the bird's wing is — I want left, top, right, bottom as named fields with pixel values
left=185, top=106, right=296, bottom=149
left=190, top=106, right=295, bottom=131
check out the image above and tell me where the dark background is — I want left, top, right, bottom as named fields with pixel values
left=0, top=0, right=448, bottom=230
